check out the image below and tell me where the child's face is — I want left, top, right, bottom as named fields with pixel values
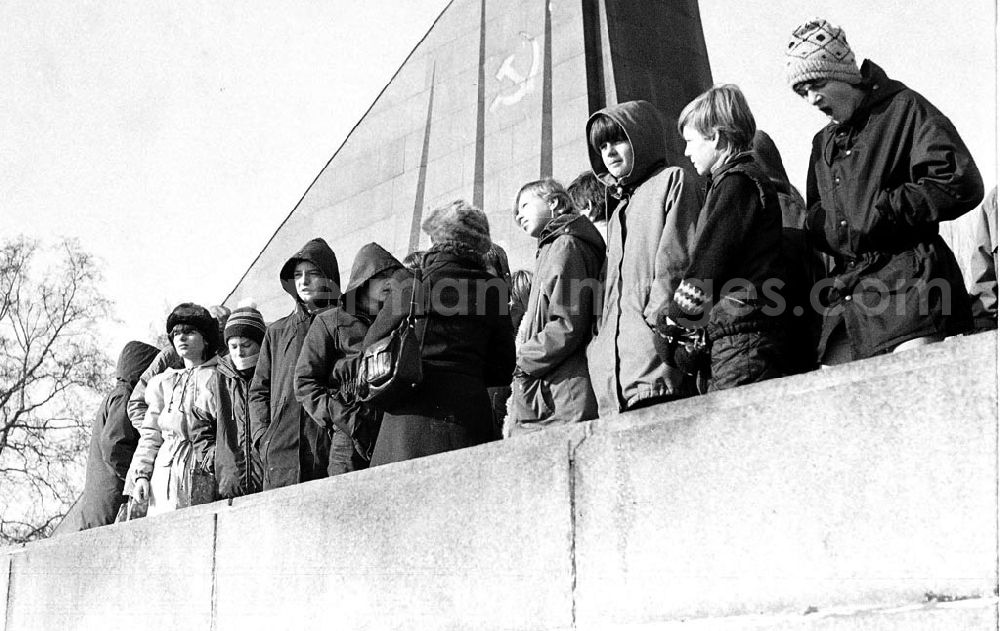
left=600, top=140, right=634, bottom=180
left=358, top=275, right=392, bottom=315
left=294, top=260, right=330, bottom=307
left=682, top=125, right=723, bottom=176
left=515, top=191, right=555, bottom=238
left=227, top=336, right=261, bottom=359
left=171, top=325, right=206, bottom=361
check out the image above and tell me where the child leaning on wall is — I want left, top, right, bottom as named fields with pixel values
left=294, top=242, right=407, bottom=474
left=506, top=178, right=605, bottom=435
left=584, top=100, right=704, bottom=416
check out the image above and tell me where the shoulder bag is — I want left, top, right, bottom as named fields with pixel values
left=360, top=266, right=426, bottom=407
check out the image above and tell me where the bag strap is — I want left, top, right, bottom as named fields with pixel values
left=410, top=257, right=428, bottom=348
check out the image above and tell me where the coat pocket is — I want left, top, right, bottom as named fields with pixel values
left=510, top=374, right=554, bottom=422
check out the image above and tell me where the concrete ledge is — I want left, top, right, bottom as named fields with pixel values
left=4, top=508, right=217, bottom=631
left=0, top=332, right=995, bottom=630
left=594, top=597, right=999, bottom=630
left=573, top=332, right=998, bottom=626
left=215, top=433, right=580, bottom=631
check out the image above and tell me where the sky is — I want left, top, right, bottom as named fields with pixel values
left=2, top=0, right=996, bottom=356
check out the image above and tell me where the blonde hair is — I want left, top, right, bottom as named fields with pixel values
left=677, top=84, right=756, bottom=155
left=514, top=178, right=575, bottom=218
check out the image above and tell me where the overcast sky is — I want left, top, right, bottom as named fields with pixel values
left=2, top=0, right=995, bottom=355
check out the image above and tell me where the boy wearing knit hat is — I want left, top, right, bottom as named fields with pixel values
left=786, top=18, right=983, bottom=364
left=213, top=305, right=266, bottom=498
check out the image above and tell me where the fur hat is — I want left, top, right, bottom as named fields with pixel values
left=224, top=305, right=266, bottom=345
left=785, top=19, right=862, bottom=89
left=421, top=200, right=492, bottom=255
left=165, top=302, right=221, bottom=357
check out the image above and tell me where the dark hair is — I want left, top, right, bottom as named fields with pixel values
left=567, top=171, right=607, bottom=222
left=588, top=114, right=627, bottom=152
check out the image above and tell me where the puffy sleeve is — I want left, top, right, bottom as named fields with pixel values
left=644, top=167, right=704, bottom=326
left=125, top=372, right=168, bottom=493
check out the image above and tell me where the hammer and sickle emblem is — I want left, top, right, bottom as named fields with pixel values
left=488, top=32, right=541, bottom=112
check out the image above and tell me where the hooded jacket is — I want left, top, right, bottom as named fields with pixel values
left=805, top=60, right=982, bottom=358
left=510, top=213, right=604, bottom=424
left=73, top=342, right=159, bottom=530
left=295, top=243, right=403, bottom=463
left=584, top=100, right=704, bottom=415
left=250, top=238, right=340, bottom=490
left=213, top=355, right=262, bottom=498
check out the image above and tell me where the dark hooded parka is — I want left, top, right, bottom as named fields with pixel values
left=295, top=243, right=404, bottom=474
left=73, top=341, right=159, bottom=530
left=806, top=60, right=983, bottom=359
left=249, top=238, right=340, bottom=490
left=585, top=100, right=704, bottom=415
left=509, top=213, right=605, bottom=429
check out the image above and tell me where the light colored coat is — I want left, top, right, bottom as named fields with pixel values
left=127, top=356, right=218, bottom=516
left=585, top=100, right=704, bottom=415
left=509, top=213, right=604, bottom=428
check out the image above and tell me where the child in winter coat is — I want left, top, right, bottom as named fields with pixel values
left=584, top=100, right=704, bottom=415
left=73, top=341, right=160, bottom=530
left=127, top=304, right=221, bottom=516
left=657, top=84, right=787, bottom=391
left=250, top=238, right=340, bottom=490
left=507, top=178, right=604, bottom=434
left=295, top=242, right=406, bottom=474
left=568, top=170, right=609, bottom=243
left=212, top=306, right=266, bottom=498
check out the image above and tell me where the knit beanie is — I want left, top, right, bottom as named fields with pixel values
left=224, top=305, right=266, bottom=345
left=421, top=200, right=492, bottom=255
left=785, top=19, right=863, bottom=89
left=165, top=302, right=221, bottom=357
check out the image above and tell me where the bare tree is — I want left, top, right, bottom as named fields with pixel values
left=0, top=237, right=112, bottom=544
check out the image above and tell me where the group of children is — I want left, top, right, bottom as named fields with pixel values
left=72, top=18, right=994, bottom=531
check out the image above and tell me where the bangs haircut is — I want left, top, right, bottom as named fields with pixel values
left=567, top=170, right=607, bottom=222
left=588, top=114, right=627, bottom=151
left=514, top=178, right=576, bottom=217
left=677, top=84, right=757, bottom=154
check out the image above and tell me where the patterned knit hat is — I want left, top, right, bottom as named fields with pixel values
left=785, top=19, right=862, bottom=89
left=224, top=305, right=266, bottom=345
left=421, top=199, right=492, bottom=255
